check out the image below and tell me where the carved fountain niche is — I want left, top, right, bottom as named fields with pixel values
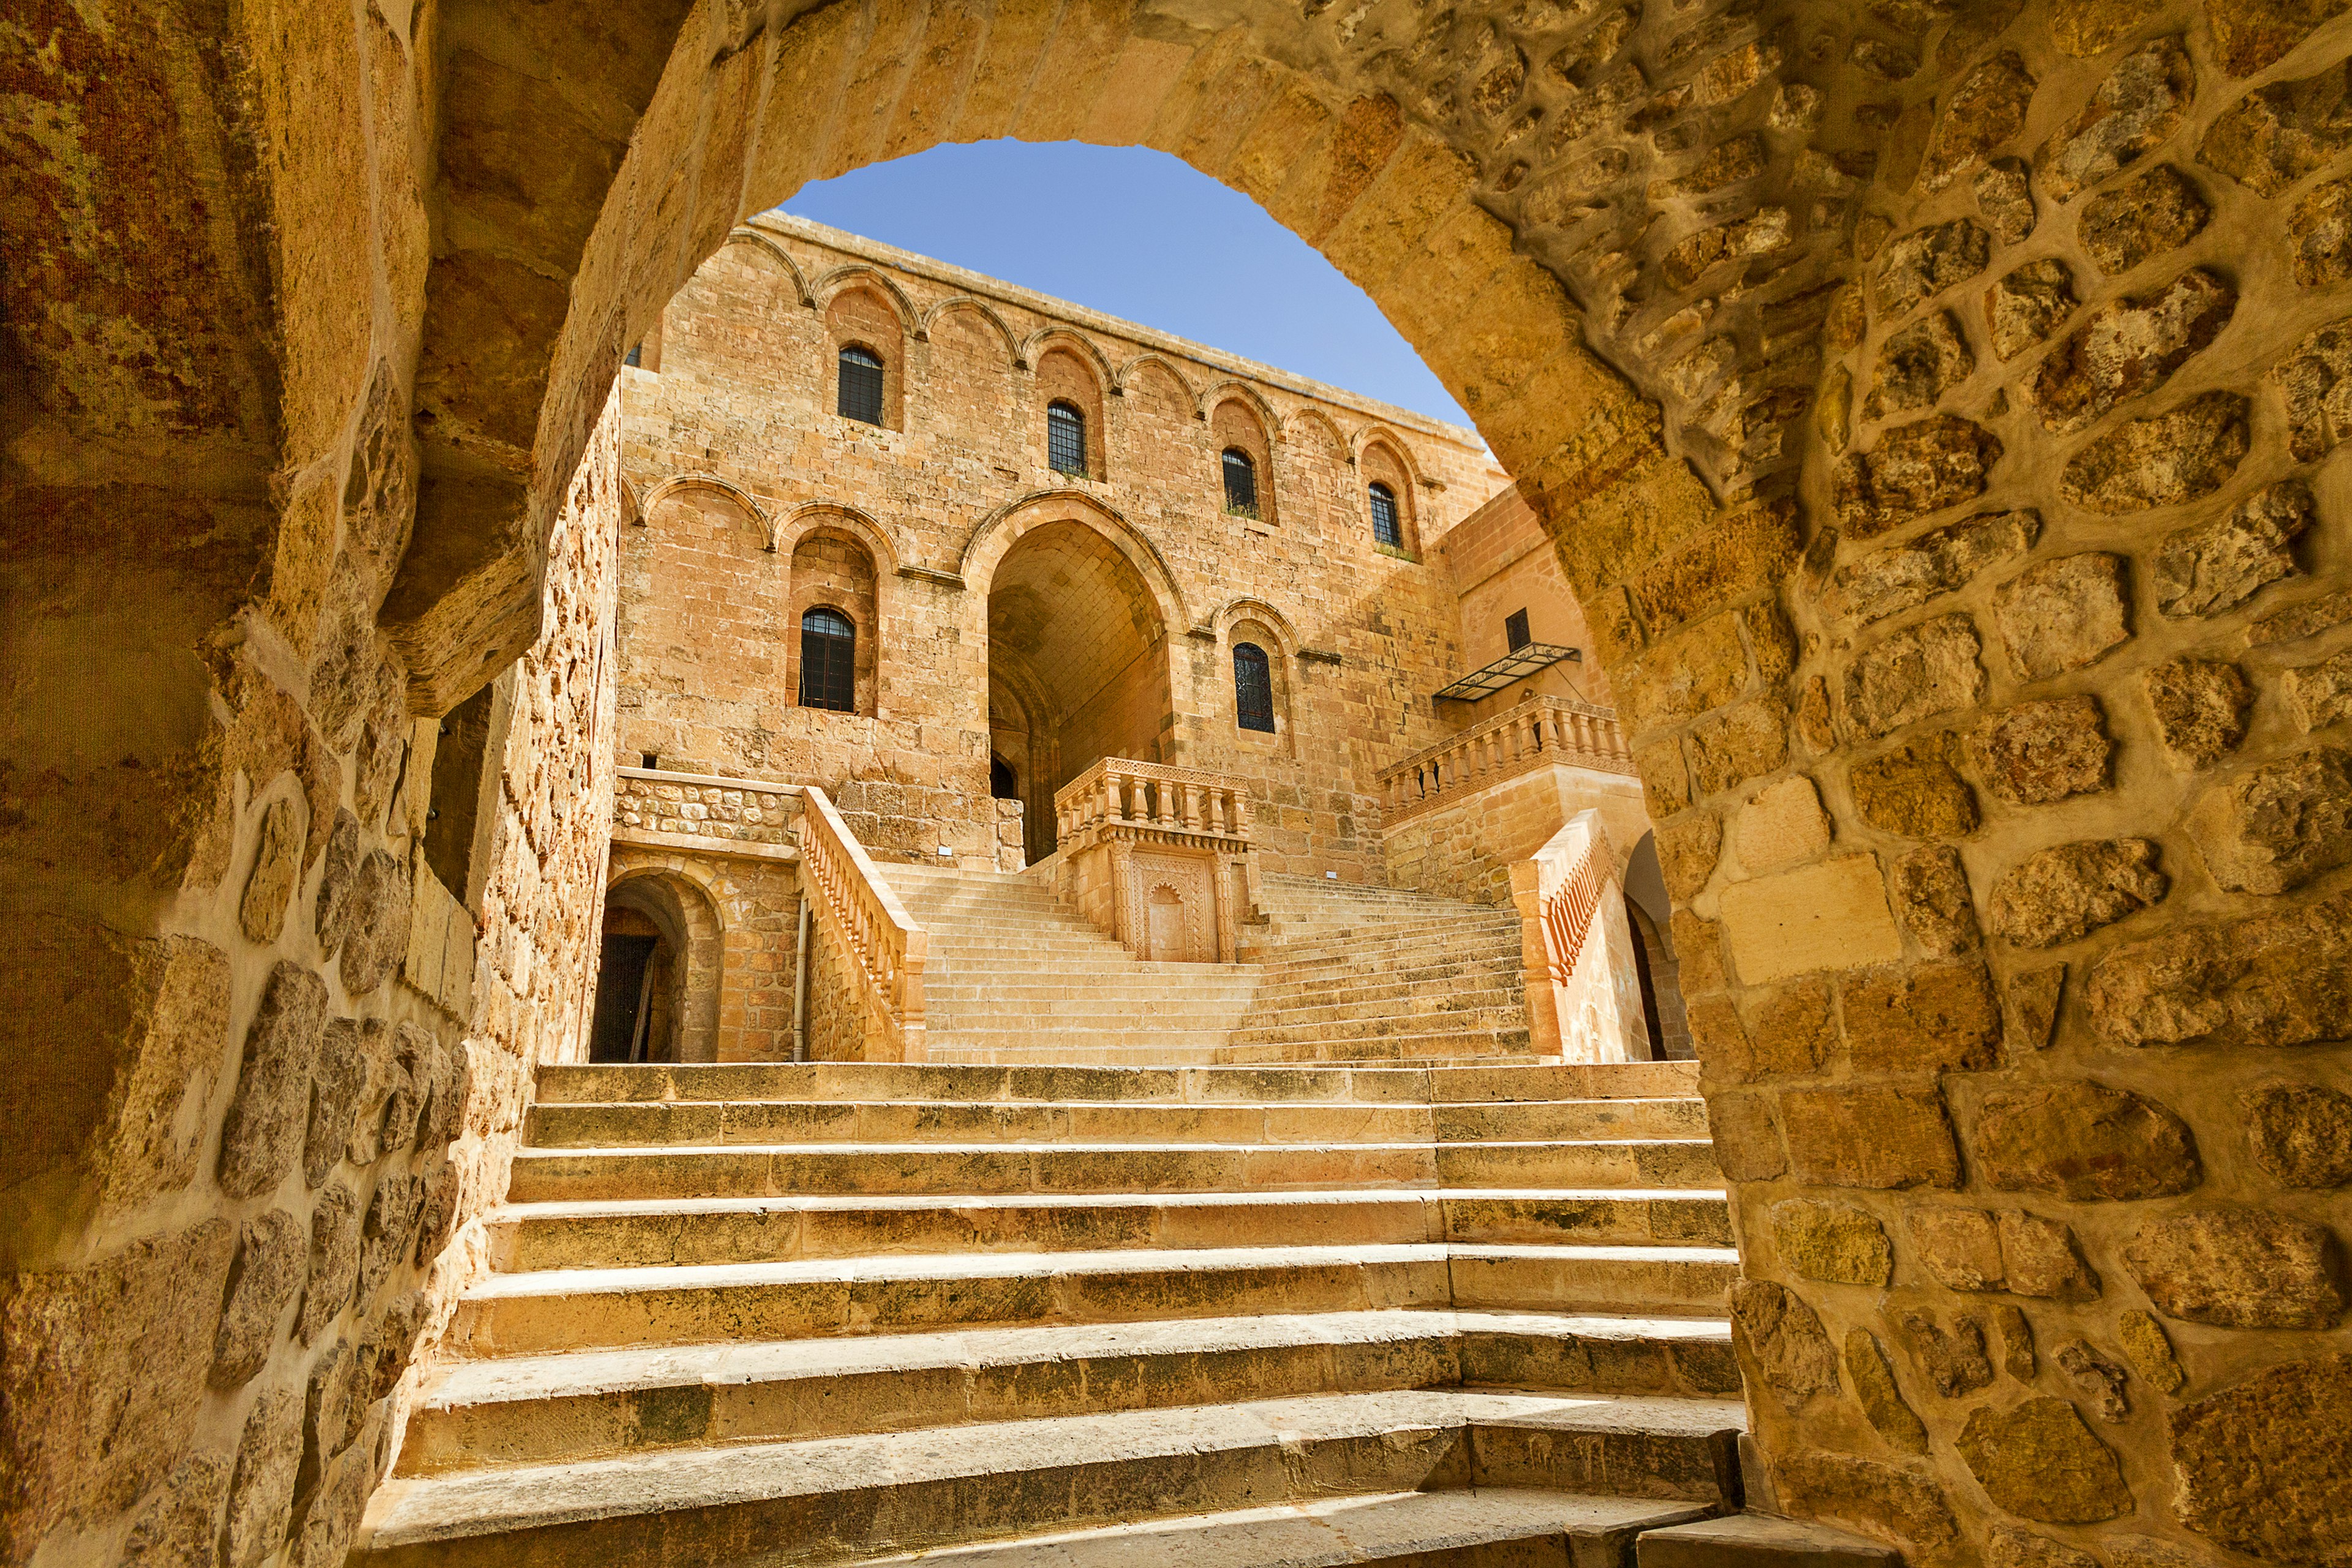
left=1047, top=758, right=1262, bottom=963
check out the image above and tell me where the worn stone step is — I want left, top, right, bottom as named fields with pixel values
left=847, top=1488, right=1714, bottom=1568
left=510, top=1137, right=1717, bottom=1202
left=354, top=1389, right=1746, bottom=1567
left=1637, top=1513, right=1902, bottom=1568
left=487, top=1188, right=1732, bottom=1270
left=532, top=1062, right=1702, bottom=1107
left=527, top=1096, right=1704, bottom=1151
left=398, top=1310, right=1740, bottom=1476
left=445, top=1243, right=1736, bottom=1357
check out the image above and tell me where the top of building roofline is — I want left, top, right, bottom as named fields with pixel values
left=751, top=212, right=1492, bottom=453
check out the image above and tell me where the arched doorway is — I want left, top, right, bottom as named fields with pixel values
left=587, top=872, right=726, bottom=1063
left=985, top=518, right=1173, bottom=861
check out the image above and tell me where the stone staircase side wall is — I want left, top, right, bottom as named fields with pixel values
left=1381, top=761, right=1652, bottom=907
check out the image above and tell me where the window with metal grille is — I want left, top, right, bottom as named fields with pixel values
left=1221, top=448, right=1258, bottom=518
left=624, top=342, right=643, bottom=368
left=1233, top=642, right=1276, bottom=733
left=1505, top=609, right=1532, bottom=652
left=837, top=346, right=884, bottom=426
left=800, top=606, right=858, bottom=712
left=1369, top=482, right=1401, bottom=549
left=1047, top=401, right=1087, bottom=477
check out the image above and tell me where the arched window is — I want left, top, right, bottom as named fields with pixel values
left=1221, top=448, right=1258, bottom=518
left=837, top=345, right=884, bottom=425
left=1047, top=401, right=1087, bottom=477
left=1233, top=642, right=1275, bottom=733
left=1369, top=481, right=1401, bottom=549
left=799, top=606, right=857, bottom=712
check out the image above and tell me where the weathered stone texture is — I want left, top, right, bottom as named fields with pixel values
left=1852, top=734, right=1980, bottom=838
left=1973, top=697, right=2112, bottom=805
left=1866, top=312, right=1976, bottom=421
left=2116, top=1308, right=2184, bottom=1395
left=1986, top=258, right=2079, bottom=360
left=1992, top=555, right=2131, bottom=681
left=1844, top=1329, right=1928, bottom=1454
left=2124, top=1209, right=2345, bottom=1327
left=1829, top=510, right=2036, bottom=628
left=1987, top=1527, right=2098, bottom=1568
left=2283, top=648, right=2352, bottom=732
left=1989, top=839, right=2167, bottom=948
left=2089, top=891, right=2352, bottom=1049
left=2027, top=268, right=2234, bottom=435
left=2291, top=176, right=2352, bottom=287
left=2059, top=392, right=2250, bottom=514
left=1970, top=154, right=2032, bottom=236
left=213, top=1210, right=306, bottom=1389
left=300, top=1179, right=362, bottom=1346
left=2143, top=657, right=2251, bottom=769
left=2199, top=57, right=2352, bottom=197
left=1957, top=1396, right=2133, bottom=1523
left=2054, top=1338, right=2128, bottom=1423
left=2003, top=964, right=2065, bottom=1054
left=1781, top=1084, right=1962, bottom=1190
left=2037, top=38, right=2195, bottom=203
left=2154, top=481, right=2312, bottom=619
left=1898, top=1310, right=1995, bottom=1398
left=224, top=1386, right=303, bottom=1568
left=1832, top=417, right=2003, bottom=538
left=1873, top=220, right=1992, bottom=320
left=1974, top=1080, right=2201, bottom=1200
left=1843, top=961, right=2000, bottom=1072
left=2079, top=164, right=2211, bottom=274
left=239, top=794, right=305, bottom=944
left=1730, top=1280, right=1839, bottom=1404
left=1844, top=616, right=1986, bottom=738
left=2188, top=744, right=2352, bottom=894
left=1921, top=52, right=2037, bottom=193
left=217, top=963, right=331, bottom=1200
left=2275, top=319, right=2352, bottom=462
left=2169, top=1355, right=2352, bottom=1564
left=2246, top=1082, right=2352, bottom=1187
left=1773, top=1453, right=1964, bottom=1561
left=1890, top=846, right=1983, bottom=957
left=1773, top=1199, right=1893, bottom=1285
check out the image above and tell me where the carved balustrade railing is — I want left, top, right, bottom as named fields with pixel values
left=798, top=784, right=927, bottom=1061
left=1053, top=756, right=1254, bottom=850
left=1509, top=809, right=1643, bottom=1065
left=1376, top=695, right=1634, bottom=827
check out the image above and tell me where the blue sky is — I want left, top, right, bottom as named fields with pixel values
left=780, top=141, right=1472, bottom=426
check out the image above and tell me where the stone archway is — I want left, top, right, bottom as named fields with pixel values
left=13, top=0, right=2352, bottom=1561
left=594, top=870, right=726, bottom=1064
left=986, top=516, right=1175, bottom=856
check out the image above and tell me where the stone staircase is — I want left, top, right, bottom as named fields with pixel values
left=886, top=864, right=1537, bottom=1067
left=353, top=1058, right=1748, bottom=1566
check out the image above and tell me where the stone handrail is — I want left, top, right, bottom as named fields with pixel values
left=1054, top=756, right=1254, bottom=846
left=798, top=784, right=927, bottom=1060
left=1378, top=695, right=1634, bottom=826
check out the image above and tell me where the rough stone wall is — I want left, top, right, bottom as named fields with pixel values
left=615, top=217, right=1510, bottom=880
left=1613, top=6, right=2352, bottom=1561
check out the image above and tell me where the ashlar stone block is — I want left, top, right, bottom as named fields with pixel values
left=1719, top=854, right=1905, bottom=983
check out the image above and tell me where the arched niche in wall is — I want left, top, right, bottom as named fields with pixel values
left=923, top=298, right=1021, bottom=437
left=1033, top=341, right=1108, bottom=480
left=1120, top=356, right=1197, bottom=475
left=1208, top=391, right=1278, bottom=527
left=639, top=474, right=770, bottom=553
left=594, top=869, right=726, bottom=1064
left=783, top=520, right=883, bottom=718
left=1357, top=436, right=1420, bottom=558
left=821, top=278, right=911, bottom=430
left=1214, top=599, right=1300, bottom=758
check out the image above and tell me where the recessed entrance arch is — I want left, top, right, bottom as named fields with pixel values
left=984, top=514, right=1175, bottom=861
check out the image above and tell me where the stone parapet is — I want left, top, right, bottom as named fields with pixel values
left=1379, top=696, right=1635, bottom=829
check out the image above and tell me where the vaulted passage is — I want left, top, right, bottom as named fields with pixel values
left=987, top=518, right=1174, bottom=861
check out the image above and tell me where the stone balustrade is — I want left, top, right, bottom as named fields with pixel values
left=1054, top=756, right=1254, bottom=848
left=1378, top=696, right=1634, bottom=827
left=797, top=784, right=928, bottom=1061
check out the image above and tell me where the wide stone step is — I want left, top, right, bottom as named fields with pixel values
left=354, top=1389, right=1746, bottom=1567
left=850, top=1488, right=1715, bottom=1568
left=444, top=1243, right=1739, bottom=1356
left=488, top=1188, right=1733, bottom=1270
left=523, top=1096, right=1708, bottom=1150
left=508, top=1138, right=1722, bottom=1200
left=531, top=1061, right=1702, bottom=1106
left=397, top=1310, right=1740, bottom=1476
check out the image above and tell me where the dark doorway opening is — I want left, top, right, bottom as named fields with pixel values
left=990, top=755, right=1019, bottom=799
left=589, top=933, right=660, bottom=1062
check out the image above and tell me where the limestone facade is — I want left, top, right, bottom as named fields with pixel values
left=613, top=214, right=1524, bottom=881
